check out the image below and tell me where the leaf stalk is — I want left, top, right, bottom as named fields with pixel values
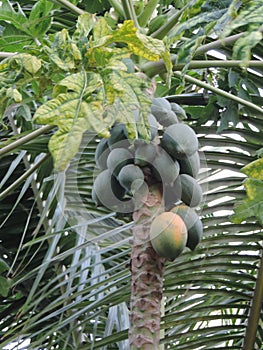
left=0, top=125, right=54, bottom=157
left=173, top=71, right=263, bottom=116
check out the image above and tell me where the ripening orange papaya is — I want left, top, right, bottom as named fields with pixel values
left=150, top=212, right=187, bottom=260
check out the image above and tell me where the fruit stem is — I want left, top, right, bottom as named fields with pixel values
left=129, top=186, right=165, bottom=349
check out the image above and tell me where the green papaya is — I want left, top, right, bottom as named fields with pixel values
left=152, top=97, right=171, bottom=111
left=170, top=102, right=187, bottom=120
left=118, top=164, right=144, bottom=193
left=163, top=182, right=182, bottom=210
left=107, top=148, right=133, bottom=177
left=147, top=113, right=159, bottom=140
left=92, top=169, right=125, bottom=207
left=108, top=123, right=130, bottom=150
left=161, top=123, right=198, bottom=159
left=178, top=151, right=200, bottom=178
left=170, top=204, right=203, bottom=250
left=176, top=174, right=203, bottom=208
left=151, top=97, right=179, bottom=127
left=94, top=138, right=110, bottom=170
left=152, top=146, right=180, bottom=185
left=134, top=140, right=157, bottom=167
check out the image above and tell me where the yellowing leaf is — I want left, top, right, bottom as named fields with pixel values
left=45, top=29, right=82, bottom=71
left=6, top=87, right=22, bottom=102
left=241, top=157, right=263, bottom=180
left=93, top=17, right=112, bottom=41
left=232, top=157, right=263, bottom=225
left=12, top=53, right=42, bottom=74
left=101, top=69, right=152, bottom=140
left=48, top=101, right=104, bottom=171
left=33, top=72, right=108, bottom=171
left=73, top=13, right=96, bottom=40
left=88, top=20, right=171, bottom=70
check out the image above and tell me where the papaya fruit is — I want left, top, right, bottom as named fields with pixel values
left=176, top=174, right=203, bottom=208
left=94, top=138, right=111, bottom=170
left=107, top=148, right=133, bottom=177
left=92, top=169, right=125, bottom=208
left=163, top=182, right=182, bottom=210
left=108, top=123, right=130, bottom=150
left=118, top=164, right=144, bottom=193
left=161, top=123, right=198, bottom=159
left=178, top=151, right=200, bottom=178
left=151, top=97, right=179, bottom=127
left=150, top=211, right=187, bottom=260
left=147, top=113, right=159, bottom=140
left=170, top=204, right=203, bottom=250
left=152, top=146, right=180, bottom=185
left=170, top=102, right=187, bottom=120
left=134, top=140, right=157, bottom=167
left=152, top=97, right=171, bottom=112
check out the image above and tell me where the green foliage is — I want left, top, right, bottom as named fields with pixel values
left=0, top=13, right=171, bottom=171
left=232, top=157, right=263, bottom=225
left=0, top=0, right=53, bottom=50
left=0, top=1, right=263, bottom=349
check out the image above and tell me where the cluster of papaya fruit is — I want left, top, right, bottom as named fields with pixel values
left=92, top=97, right=203, bottom=258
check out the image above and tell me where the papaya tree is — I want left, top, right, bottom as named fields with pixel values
left=0, top=0, right=263, bottom=349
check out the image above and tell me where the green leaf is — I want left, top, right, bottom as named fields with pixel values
left=241, top=157, right=263, bottom=180
left=93, top=17, right=112, bottom=41
left=6, top=87, right=22, bottom=103
left=0, top=0, right=29, bottom=34
left=232, top=158, right=263, bottom=224
left=28, top=0, right=53, bottom=37
left=0, top=23, right=33, bottom=52
left=233, top=30, right=262, bottom=66
left=0, top=276, right=11, bottom=297
left=222, top=0, right=263, bottom=36
left=0, top=258, right=9, bottom=274
left=232, top=178, right=263, bottom=225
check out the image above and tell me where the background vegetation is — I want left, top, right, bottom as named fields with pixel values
left=0, top=0, right=262, bottom=349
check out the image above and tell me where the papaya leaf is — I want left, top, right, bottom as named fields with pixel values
left=73, top=13, right=96, bottom=41
left=33, top=72, right=107, bottom=172
left=232, top=178, right=263, bottom=225
left=11, top=53, right=42, bottom=75
left=233, top=30, right=262, bottom=66
left=222, top=0, right=263, bottom=37
left=232, top=158, right=263, bottom=225
left=0, top=0, right=29, bottom=34
left=93, top=17, right=112, bottom=41
left=28, top=0, right=53, bottom=37
left=6, top=87, right=22, bottom=103
left=88, top=20, right=171, bottom=72
left=44, top=29, right=82, bottom=71
left=101, top=68, right=152, bottom=140
left=241, top=157, right=263, bottom=181
left=0, top=23, right=33, bottom=52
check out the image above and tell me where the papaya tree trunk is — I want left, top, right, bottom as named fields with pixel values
left=129, top=186, right=166, bottom=349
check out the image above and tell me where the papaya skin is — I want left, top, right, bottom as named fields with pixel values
left=150, top=212, right=187, bottom=260
left=170, top=204, right=203, bottom=250
left=161, top=123, right=198, bottom=159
